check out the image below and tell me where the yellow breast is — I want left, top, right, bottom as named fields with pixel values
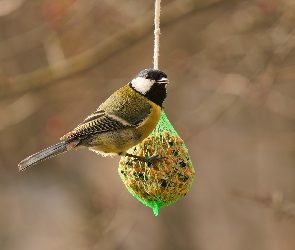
left=136, top=100, right=162, bottom=141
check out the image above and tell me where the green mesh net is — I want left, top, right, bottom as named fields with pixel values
left=118, top=110, right=195, bottom=216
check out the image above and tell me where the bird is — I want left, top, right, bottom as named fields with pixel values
left=18, top=68, right=169, bottom=171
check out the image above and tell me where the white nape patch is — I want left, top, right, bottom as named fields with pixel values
left=131, top=77, right=154, bottom=94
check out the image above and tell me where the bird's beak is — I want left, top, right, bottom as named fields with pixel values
left=157, top=77, right=169, bottom=84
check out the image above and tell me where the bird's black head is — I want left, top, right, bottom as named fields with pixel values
left=129, top=68, right=168, bottom=107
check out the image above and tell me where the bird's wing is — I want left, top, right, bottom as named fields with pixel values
left=60, top=109, right=134, bottom=141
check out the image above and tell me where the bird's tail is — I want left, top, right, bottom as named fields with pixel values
left=18, top=140, right=78, bottom=171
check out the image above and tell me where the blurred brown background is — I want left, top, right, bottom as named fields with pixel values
left=1, top=0, right=295, bottom=249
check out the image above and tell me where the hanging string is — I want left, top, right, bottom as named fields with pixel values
left=153, top=0, right=161, bottom=69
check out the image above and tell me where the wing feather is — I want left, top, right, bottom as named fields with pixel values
left=60, top=109, right=133, bottom=141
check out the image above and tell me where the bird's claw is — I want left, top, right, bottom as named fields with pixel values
left=124, top=153, right=166, bottom=166
left=143, top=155, right=166, bottom=164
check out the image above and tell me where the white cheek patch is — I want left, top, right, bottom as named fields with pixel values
left=131, top=77, right=154, bottom=94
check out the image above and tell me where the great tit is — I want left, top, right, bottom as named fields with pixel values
left=18, top=68, right=169, bottom=171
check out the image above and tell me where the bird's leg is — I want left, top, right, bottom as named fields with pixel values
left=123, top=153, right=165, bottom=165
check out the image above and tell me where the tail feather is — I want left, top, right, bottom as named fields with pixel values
left=18, top=141, right=73, bottom=171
